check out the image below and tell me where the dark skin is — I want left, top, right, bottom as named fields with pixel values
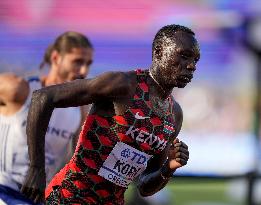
left=21, top=30, right=200, bottom=203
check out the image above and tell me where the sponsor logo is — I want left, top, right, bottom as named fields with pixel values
left=21, top=120, right=74, bottom=139
left=46, top=126, right=75, bottom=139
left=134, top=112, right=150, bottom=120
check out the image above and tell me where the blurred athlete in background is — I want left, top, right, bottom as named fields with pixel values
left=0, top=31, right=93, bottom=204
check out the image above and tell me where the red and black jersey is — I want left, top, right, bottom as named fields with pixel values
left=45, top=69, right=176, bottom=205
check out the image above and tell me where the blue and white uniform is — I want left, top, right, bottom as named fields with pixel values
left=0, top=77, right=81, bottom=204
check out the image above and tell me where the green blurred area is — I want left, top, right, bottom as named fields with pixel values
left=125, top=179, right=246, bottom=205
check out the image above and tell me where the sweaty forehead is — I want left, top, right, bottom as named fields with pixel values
left=162, top=31, right=200, bottom=54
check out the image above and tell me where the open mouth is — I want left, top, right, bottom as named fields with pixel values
left=178, top=74, right=193, bottom=83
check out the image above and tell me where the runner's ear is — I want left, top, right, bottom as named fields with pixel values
left=50, top=50, right=60, bottom=66
left=154, top=45, right=163, bottom=60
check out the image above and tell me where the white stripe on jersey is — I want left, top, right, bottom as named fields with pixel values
left=0, top=124, right=9, bottom=172
left=0, top=76, right=41, bottom=189
left=0, top=76, right=81, bottom=188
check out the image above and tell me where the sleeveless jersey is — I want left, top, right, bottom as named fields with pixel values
left=0, top=77, right=81, bottom=191
left=45, top=70, right=176, bottom=205
left=0, top=78, right=41, bottom=190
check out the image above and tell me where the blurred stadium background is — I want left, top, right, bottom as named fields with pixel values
left=1, top=0, right=261, bottom=204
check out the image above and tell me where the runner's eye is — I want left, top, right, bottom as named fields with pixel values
left=74, top=59, right=84, bottom=66
left=179, top=52, right=191, bottom=60
left=181, top=54, right=189, bottom=59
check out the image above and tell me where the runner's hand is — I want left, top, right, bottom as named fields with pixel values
left=167, top=138, right=189, bottom=171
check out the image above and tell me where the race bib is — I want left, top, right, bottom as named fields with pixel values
left=98, top=142, right=152, bottom=187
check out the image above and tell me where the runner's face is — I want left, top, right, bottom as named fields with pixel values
left=154, top=31, right=200, bottom=88
left=56, top=47, right=93, bottom=81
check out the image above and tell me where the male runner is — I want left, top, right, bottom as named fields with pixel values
left=22, top=24, right=200, bottom=204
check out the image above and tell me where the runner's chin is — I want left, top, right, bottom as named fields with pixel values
left=176, top=81, right=187, bottom=88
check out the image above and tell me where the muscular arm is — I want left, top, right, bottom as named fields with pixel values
left=26, top=71, right=132, bottom=169
left=21, top=71, right=133, bottom=202
left=0, top=73, right=29, bottom=115
left=137, top=100, right=185, bottom=196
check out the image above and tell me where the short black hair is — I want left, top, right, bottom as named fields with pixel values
left=153, top=24, right=195, bottom=49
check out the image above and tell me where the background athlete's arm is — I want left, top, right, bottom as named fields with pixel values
left=137, top=100, right=189, bottom=196
left=0, top=73, right=29, bottom=115
left=21, top=71, right=131, bottom=202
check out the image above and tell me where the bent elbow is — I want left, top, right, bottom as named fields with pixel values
left=31, top=89, right=52, bottom=106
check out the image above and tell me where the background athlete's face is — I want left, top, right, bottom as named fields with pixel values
left=56, top=47, right=93, bottom=81
left=153, top=31, right=200, bottom=89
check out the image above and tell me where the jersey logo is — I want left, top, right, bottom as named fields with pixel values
left=134, top=112, right=150, bottom=120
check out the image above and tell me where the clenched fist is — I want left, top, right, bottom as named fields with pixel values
left=161, top=138, right=189, bottom=179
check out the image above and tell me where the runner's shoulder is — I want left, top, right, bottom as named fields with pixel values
left=96, top=70, right=136, bottom=93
